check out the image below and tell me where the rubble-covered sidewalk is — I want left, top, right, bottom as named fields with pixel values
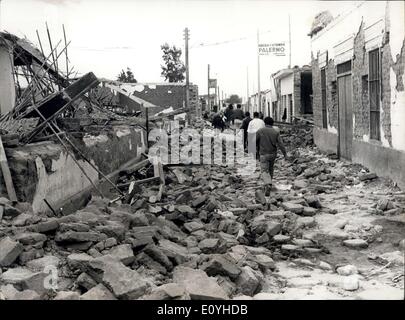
left=0, top=121, right=403, bottom=300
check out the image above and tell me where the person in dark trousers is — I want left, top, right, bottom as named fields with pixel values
left=211, top=111, right=225, bottom=131
left=233, top=104, right=244, bottom=120
left=256, top=116, right=288, bottom=196
left=259, top=111, right=264, bottom=120
left=224, top=104, right=234, bottom=127
left=240, top=111, right=252, bottom=150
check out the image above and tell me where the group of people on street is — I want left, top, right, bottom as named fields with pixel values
left=205, top=104, right=288, bottom=196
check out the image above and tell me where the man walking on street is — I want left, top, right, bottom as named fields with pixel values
left=233, top=104, right=244, bottom=121
left=240, top=111, right=252, bottom=150
left=247, top=111, right=265, bottom=156
left=224, top=104, right=234, bottom=128
left=256, top=117, right=288, bottom=196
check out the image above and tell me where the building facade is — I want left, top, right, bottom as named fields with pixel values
left=271, top=66, right=313, bottom=123
left=310, top=1, right=405, bottom=188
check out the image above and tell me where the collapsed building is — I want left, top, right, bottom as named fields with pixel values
left=97, top=81, right=199, bottom=118
left=309, top=1, right=405, bottom=188
left=0, top=31, right=197, bottom=214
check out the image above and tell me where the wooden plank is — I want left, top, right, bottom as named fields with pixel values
left=0, top=136, right=17, bottom=202
left=116, top=176, right=160, bottom=189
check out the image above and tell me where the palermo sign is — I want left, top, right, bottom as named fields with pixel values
left=258, top=42, right=286, bottom=56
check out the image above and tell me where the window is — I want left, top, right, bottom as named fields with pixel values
left=369, top=49, right=381, bottom=140
left=321, top=68, right=327, bottom=129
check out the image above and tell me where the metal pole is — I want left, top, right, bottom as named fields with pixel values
left=288, top=14, right=292, bottom=68
left=207, top=64, right=210, bottom=111
left=0, top=0, right=2, bottom=31
left=184, top=28, right=190, bottom=117
left=246, top=66, right=249, bottom=111
left=257, top=29, right=261, bottom=114
left=63, top=24, right=69, bottom=80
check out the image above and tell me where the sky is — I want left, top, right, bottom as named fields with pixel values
left=0, top=0, right=360, bottom=101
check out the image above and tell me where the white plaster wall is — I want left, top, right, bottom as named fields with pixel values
left=311, top=1, right=386, bottom=61
left=388, top=1, right=405, bottom=152
left=32, top=151, right=98, bottom=213
left=0, top=44, right=15, bottom=114
left=280, top=74, right=294, bottom=96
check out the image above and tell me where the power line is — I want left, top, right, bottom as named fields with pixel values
left=190, top=29, right=271, bottom=49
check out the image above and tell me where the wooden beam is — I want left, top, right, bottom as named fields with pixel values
left=0, top=136, right=17, bottom=202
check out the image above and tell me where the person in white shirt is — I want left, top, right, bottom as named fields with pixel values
left=247, top=112, right=265, bottom=156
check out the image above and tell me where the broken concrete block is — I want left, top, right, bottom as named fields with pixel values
left=55, top=231, right=103, bottom=243
left=26, top=255, right=60, bottom=272
left=142, top=283, right=189, bottom=300
left=202, top=255, right=241, bottom=280
left=0, top=267, right=47, bottom=294
left=292, top=239, right=314, bottom=247
left=28, top=219, right=59, bottom=234
left=336, top=265, right=358, bottom=276
left=12, top=214, right=35, bottom=227
left=282, top=202, right=304, bottom=214
left=143, top=244, right=173, bottom=271
left=173, top=266, right=228, bottom=300
left=359, top=173, right=377, bottom=181
left=293, top=180, right=308, bottom=190
left=59, top=222, right=90, bottom=233
left=54, top=291, right=80, bottom=300
left=254, top=254, right=275, bottom=271
left=80, top=284, right=117, bottom=300
left=77, top=272, right=98, bottom=291
left=183, top=221, right=204, bottom=233
left=88, top=255, right=150, bottom=299
left=18, top=249, right=44, bottom=265
left=273, top=234, right=290, bottom=243
left=107, top=244, right=135, bottom=266
left=192, top=195, right=207, bottom=208
left=67, top=253, right=94, bottom=271
left=158, top=239, right=189, bottom=265
left=95, top=222, right=126, bottom=242
left=296, top=217, right=316, bottom=228
left=255, top=233, right=270, bottom=245
left=236, top=266, right=261, bottom=296
left=343, top=239, right=368, bottom=249
left=198, top=238, right=220, bottom=254
left=14, top=232, right=47, bottom=245
left=305, top=195, right=322, bottom=208
left=302, top=207, right=317, bottom=216
left=0, top=237, right=23, bottom=267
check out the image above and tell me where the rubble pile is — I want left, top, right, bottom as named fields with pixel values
left=278, top=123, right=314, bottom=149
left=0, top=120, right=403, bottom=300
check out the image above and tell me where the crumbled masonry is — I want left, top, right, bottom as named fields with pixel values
left=0, top=119, right=404, bottom=300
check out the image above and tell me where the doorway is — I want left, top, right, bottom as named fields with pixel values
left=337, top=63, right=353, bottom=160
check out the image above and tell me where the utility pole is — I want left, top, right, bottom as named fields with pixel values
left=257, top=29, right=261, bottom=114
left=183, top=28, right=190, bottom=116
left=207, top=64, right=210, bottom=111
left=0, top=0, right=2, bottom=31
left=288, top=14, right=292, bottom=68
left=217, top=85, right=220, bottom=106
left=246, top=66, right=249, bottom=111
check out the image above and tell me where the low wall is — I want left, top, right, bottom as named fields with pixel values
left=0, top=125, right=146, bottom=213
left=352, top=139, right=405, bottom=190
left=313, top=127, right=405, bottom=189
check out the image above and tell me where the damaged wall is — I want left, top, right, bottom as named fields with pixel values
left=0, top=40, right=16, bottom=115
left=0, top=125, right=146, bottom=213
left=310, top=1, right=405, bottom=187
